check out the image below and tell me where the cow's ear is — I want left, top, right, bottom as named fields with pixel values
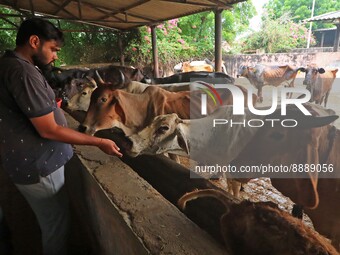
left=331, top=69, right=338, bottom=76
left=176, top=127, right=189, bottom=155
left=318, top=68, right=325, bottom=74
left=296, top=115, right=338, bottom=128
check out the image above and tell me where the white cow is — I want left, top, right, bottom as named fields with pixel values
left=125, top=104, right=337, bottom=197
left=126, top=106, right=264, bottom=197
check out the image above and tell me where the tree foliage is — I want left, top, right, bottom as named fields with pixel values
left=0, top=1, right=256, bottom=67
left=265, top=0, right=340, bottom=29
left=124, top=1, right=256, bottom=67
left=240, top=13, right=316, bottom=53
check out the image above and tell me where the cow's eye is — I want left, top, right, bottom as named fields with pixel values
left=101, top=97, right=107, bottom=103
left=82, top=91, right=87, bottom=95
left=156, top=125, right=169, bottom=135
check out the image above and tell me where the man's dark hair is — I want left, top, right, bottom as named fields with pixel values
left=16, top=18, right=64, bottom=46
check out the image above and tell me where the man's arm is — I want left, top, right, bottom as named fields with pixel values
left=30, top=112, right=122, bottom=157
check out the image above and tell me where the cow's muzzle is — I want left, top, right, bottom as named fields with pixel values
left=78, top=124, right=87, bottom=133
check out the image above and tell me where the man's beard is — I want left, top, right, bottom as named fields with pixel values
left=32, top=51, right=53, bottom=70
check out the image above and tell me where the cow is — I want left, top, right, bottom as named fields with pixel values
left=42, top=64, right=145, bottom=102
left=178, top=189, right=339, bottom=255
left=124, top=104, right=340, bottom=249
left=174, top=59, right=213, bottom=73
left=66, top=77, right=98, bottom=112
left=143, top=71, right=235, bottom=85
left=230, top=110, right=340, bottom=249
left=79, top=83, right=255, bottom=136
left=125, top=106, right=263, bottom=196
left=182, top=61, right=214, bottom=72
left=237, top=64, right=303, bottom=103
left=174, top=59, right=228, bottom=74
left=300, top=64, right=338, bottom=107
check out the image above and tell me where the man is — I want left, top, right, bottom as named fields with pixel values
left=0, top=18, right=122, bottom=255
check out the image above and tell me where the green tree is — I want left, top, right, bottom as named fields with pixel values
left=265, top=0, right=340, bottom=29
left=0, top=7, right=21, bottom=55
left=241, top=12, right=316, bottom=53
left=125, top=0, right=256, bottom=68
left=0, top=1, right=256, bottom=67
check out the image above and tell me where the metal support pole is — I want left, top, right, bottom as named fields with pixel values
left=334, top=23, right=340, bottom=52
left=214, top=9, right=223, bottom=72
left=307, top=0, right=316, bottom=49
left=118, top=33, right=125, bottom=66
left=151, top=25, right=159, bottom=78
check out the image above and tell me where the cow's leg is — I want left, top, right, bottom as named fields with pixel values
left=226, top=178, right=241, bottom=198
left=257, top=86, right=263, bottom=103
left=287, top=81, right=294, bottom=98
left=324, top=91, right=330, bottom=107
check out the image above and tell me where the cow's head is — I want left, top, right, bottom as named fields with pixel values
left=78, top=81, right=126, bottom=135
left=300, top=64, right=326, bottom=86
left=66, top=76, right=97, bottom=112
left=236, top=64, right=255, bottom=78
left=126, top=113, right=189, bottom=157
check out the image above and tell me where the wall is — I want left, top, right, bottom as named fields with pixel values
left=224, top=52, right=340, bottom=77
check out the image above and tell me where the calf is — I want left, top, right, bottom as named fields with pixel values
left=237, top=64, right=302, bottom=103
left=178, top=189, right=339, bottom=255
left=300, top=64, right=338, bottom=107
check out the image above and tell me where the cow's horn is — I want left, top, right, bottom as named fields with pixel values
left=118, top=69, right=125, bottom=85
left=95, top=70, right=105, bottom=84
left=86, top=76, right=97, bottom=88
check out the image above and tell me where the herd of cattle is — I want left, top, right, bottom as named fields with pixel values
left=44, top=61, right=340, bottom=252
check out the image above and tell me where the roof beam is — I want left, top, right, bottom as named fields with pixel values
left=28, top=0, right=35, bottom=15
left=52, top=0, right=72, bottom=16
left=46, top=0, right=78, bottom=19
left=160, top=0, right=215, bottom=8
left=97, top=0, right=153, bottom=21
left=77, top=0, right=82, bottom=20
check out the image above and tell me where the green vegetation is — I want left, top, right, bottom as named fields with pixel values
left=240, top=13, right=316, bottom=53
left=0, top=2, right=255, bottom=66
left=0, top=0, right=335, bottom=64
left=265, top=0, right=340, bottom=29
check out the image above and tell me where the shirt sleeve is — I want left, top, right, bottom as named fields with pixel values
left=8, top=64, right=54, bottom=118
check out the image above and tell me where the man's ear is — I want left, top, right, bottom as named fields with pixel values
left=29, top=35, right=40, bottom=49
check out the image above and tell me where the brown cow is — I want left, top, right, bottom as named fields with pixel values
left=237, top=64, right=303, bottom=103
left=178, top=189, right=339, bottom=255
left=231, top=111, right=340, bottom=249
left=79, top=82, right=255, bottom=136
left=300, top=64, right=338, bottom=107
left=182, top=61, right=214, bottom=72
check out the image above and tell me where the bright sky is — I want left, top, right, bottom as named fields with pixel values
left=249, top=0, right=270, bottom=31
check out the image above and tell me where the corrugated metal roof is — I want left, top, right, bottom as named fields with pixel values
left=0, top=0, right=246, bottom=30
left=304, top=10, right=340, bottom=23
